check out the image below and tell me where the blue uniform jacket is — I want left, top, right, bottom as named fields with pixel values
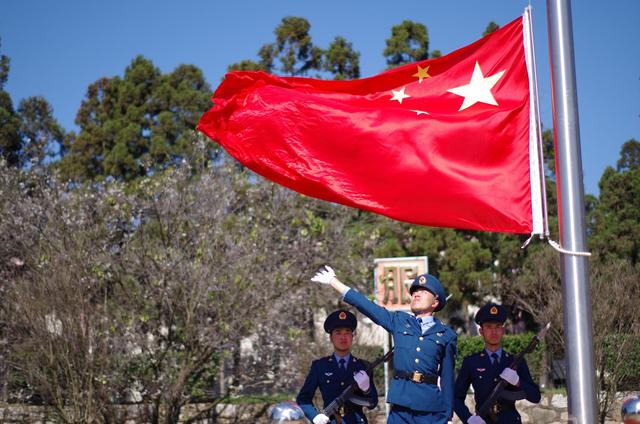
left=454, top=350, right=541, bottom=423
left=344, top=289, right=457, bottom=417
left=296, top=354, right=378, bottom=424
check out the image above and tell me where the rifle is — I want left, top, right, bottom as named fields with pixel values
left=322, top=347, right=394, bottom=424
left=476, top=322, right=550, bottom=423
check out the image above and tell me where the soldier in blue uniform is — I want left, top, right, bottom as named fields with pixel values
left=297, top=309, right=379, bottom=424
left=311, top=266, right=457, bottom=424
left=454, top=304, right=541, bottom=424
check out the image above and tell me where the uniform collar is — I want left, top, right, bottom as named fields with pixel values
left=484, top=347, right=503, bottom=361
left=333, top=352, right=351, bottom=364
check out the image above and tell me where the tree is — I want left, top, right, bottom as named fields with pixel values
left=383, top=20, right=429, bottom=69
left=503, top=248, right=640, bottom=423
left=0, top=38, right=22, bottom=167
left=60, top=56, right=211, bottom=182
left=272, top=17, right=323, bottom=76
left=229, top=17, right=359, bottom=80
left=323, top=36, right=360, bottom=80
left=589, top=139, right=640, bottom=265
left=616, top=138, right=640, bottom=171
left=483, top=22, right=500, bottom=36
left=18, top=96, right=67, bottom=169
left=0, top=137, right=371, bottom=422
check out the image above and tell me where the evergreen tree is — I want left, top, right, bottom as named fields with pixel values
left=18, top=96, right=67, bottom=168
left=274, top=17, right=323, bottom=76
left=384, top=20, right=429, bottom=69
left=483, top=22, right=500, bottom=36
left=60, top=56, right=211, bottom=181
left=323, top=36, right=360, bottom=80
left=0, top=38, right=22, bottom=166
left=589, top=139, right=640, bottom=264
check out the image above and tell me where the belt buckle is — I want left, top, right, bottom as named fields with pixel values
left=411, top=371, right=424, bottom=383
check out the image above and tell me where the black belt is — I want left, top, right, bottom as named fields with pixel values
left=394, top=370, right=438, bottom=385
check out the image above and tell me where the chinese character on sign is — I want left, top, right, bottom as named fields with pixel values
left=374, top=257, right=428, bottom=311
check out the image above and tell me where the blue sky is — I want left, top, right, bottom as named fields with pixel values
left=2, top=0, right=638, bottom=196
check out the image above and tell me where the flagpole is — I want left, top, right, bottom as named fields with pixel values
left=546, top=1, right=598, bottom=423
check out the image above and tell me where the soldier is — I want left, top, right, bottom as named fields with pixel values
left=454, top=304, right=541, bottom=424
left=311, top=266, right=457, bottom=424
left=296, top=309, right=378, bottom=424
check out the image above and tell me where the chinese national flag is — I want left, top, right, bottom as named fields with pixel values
left=198, top=12, right=546, bottom=235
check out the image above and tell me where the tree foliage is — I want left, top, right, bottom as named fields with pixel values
left=60, top=56, right=211, bottom=182
left=0, top=39, right=22, bottom=167
left=228, top=17, right=360, bottom=81
left=483, top=22, right=500, bottom=37
left=0, top=139, right=374, bottom=422
left=18, top=96, right=67, bottom=168
left=383, top=20, right=429, bottom=69
left=323, top=36, right=360, bottom=80
left=589, top=139, right=640, bottom=265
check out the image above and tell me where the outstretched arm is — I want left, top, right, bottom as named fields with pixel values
left=312, top=265, right=395, bottom=332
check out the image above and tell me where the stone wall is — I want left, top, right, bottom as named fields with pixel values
left=0, top=393, right=627, bottom=423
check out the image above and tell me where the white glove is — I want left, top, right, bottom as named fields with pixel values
left=468, top=416, right=487, bottom=424
left=311, top=265, right=336, bottom=284
left=313, top=413, right=330, bottom=424
left=499, top=367, right=520, bottom=386
left=353, top=370, right=370, bottom=392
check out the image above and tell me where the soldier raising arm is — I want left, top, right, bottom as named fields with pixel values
left=311, top=265, right=457, bottom=424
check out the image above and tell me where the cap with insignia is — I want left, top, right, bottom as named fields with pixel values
left=475, top=303, right=507, bottom=325
left=409, top=273, right=447, bottom=311
left=324, top=310, right=357, bottom=333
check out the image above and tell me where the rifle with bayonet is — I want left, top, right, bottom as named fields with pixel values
left=476, top=322, right=551, bottom=423
left=322, top=347, right=394, bottom=424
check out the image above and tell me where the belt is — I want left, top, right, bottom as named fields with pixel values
left=393, top=370, right=438, bottom=385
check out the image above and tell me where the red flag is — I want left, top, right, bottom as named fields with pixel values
left=198, top=12, right=546, bottom=234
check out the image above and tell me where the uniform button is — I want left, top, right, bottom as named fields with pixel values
left=326, top=380, right=330, bottom=383
left=415, top=358, right=419, bottom=363
left=494, top=378, right=498, bottom=382
left=416, top=347, right=421, bottom=352
left=419, top=337, right=424, bottom=341
left=341, top=382, right=345, bottom=386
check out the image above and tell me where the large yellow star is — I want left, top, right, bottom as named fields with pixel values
left=412, top=65, right=431, bottom=83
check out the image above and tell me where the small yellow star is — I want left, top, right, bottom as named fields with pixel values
left=412, top=65, right=431, bottom=83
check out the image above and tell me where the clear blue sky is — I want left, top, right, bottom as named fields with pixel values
left=2, top=0, right=638, bottom=196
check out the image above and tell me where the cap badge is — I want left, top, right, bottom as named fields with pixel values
left=339, top=312, right=347, bottom=320
left=490, top=306, right=498, bottom=315
left=419, top=275, right=426, bottom=285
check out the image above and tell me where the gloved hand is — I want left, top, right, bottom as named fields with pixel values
left=311, top=265, right=336, bottom=284
left=468, top=415, right=487, bottom=424
left=499, top=367, right=520, bottom=386
left=353, top=370, right=370, bottom=392
left=312, top=413, right=330, bottom=424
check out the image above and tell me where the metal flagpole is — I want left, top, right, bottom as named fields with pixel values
left=545, top=1, right=598, bottom=423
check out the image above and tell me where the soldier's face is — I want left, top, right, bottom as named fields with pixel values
left=330, top=328, right=354, bottom=353
left=410, top=288, right=438, bottom=314
left=480, top=322, right=504, bottom=347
